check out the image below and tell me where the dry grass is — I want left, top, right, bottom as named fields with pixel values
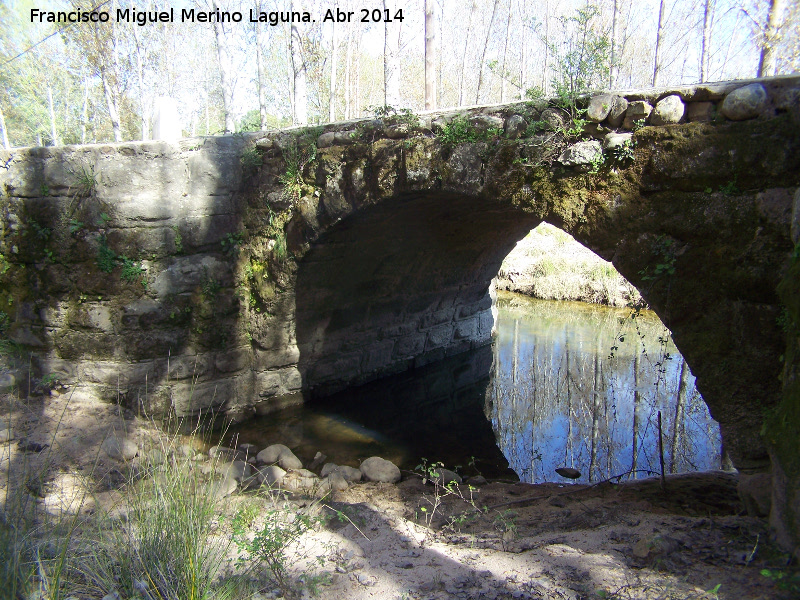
left=496, top=223, right=643, bottom=307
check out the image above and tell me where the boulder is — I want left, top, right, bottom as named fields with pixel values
left=209, top=475, right=237, bottom=499
left=469, top=115, right=504, bottom=132
left=282, top=468, right=320, bottom=493
left=504, top=115, right=527, bottom=139
left=257, top=444, right=303, bottom=470
left=720, top=83, right=767, bottom=121
left=540, top=108, right=566, bottom=131
left=738, top=471, right=772, bottom=517
left=324, top=471, right=350, bottom=492
left=208, top=445, right=242, bottom=462
left=102, top=435, right=138, bottom=461
left=633, top=534, right=680, bottom=559
left=792, top=187, right=800, bottom=245
left=321, top=463, right=363, bottom=482
left=650, top=95, right=685, bottom=125
left=587, top=94, right=614, bottom=122
left=222, top=460, right=253, bottom=482
left=622, top=101, right=652, bottom=129
left=606, top=96, right=628, bottom=128
left=256, top=464, right=286, bottom=487
left=557, top=141, right=602, bottom=167
left=432, top=467, right=462, bottom=486
left=360, top=456, right=401, bottom=483
left=317, top=132, right=335, bottom=148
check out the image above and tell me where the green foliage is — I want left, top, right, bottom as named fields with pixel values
left=279, top=138, right=317, bottom=202
left=609, top=139, right=635, bottom=163
left=232, top=501, right=324, bottom=597
left=68, top=219, right=84, bottom=235
left=221, top=232, right=244, bottom=256
left=120, top=256, right=145, bottom=286
left=437, top=116, right=502, bottom=146
left=524, top=120, right=548, bottom=137
left=370, top=105, right=421, bottom=128
left=588, top=149, right=606, bottom=174
left=172, top=225, right=183, bottom=254
left=632, top=118, right=647, bottom=132
left=547, top=4, right=610, bottom=101
left=639, top=236, right=677, bottom=282
left=29, top=219, right=51, bottom=240
left=70, top=163, right=97, bottom=198
left=240, top=146, right=263, bottom=171
left=201, top=269, right=221, bottom=298
left=719, top=175, right=739, bottom=195
left=96, top=236, right=116, bottom=273
left=760, top=568, right=800, bottom=593
left=238, top=109, right=263, bottom=133
left=98, top=212, right=111, bottom=226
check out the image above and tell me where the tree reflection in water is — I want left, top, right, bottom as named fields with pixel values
left=490, top=292, right=722, bottom=484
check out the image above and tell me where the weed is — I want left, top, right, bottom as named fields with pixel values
left=588, top=149, right=605, bottom=174
left=232, top=499, right=325, bottom=598
left=68, top=219, right=84, bottom=235
left=639, top=236, right=677, bottom=282
left=370, top=105, right=421, bottom=128
left=437, top=116, right=502, bottom=146
left=96, top=236, right=116, bottom=273
left=40, top=183, right=49, bottom=196
left=221, top=232, right=244, bottom=256
left=30, top=220, right=51, bottom=241
left=172, top=225, right=183, bottom=254
left=760, top=569, right=800, bottom=594
left=524, top=120, right=548, bottom=137
left=719, top=175, right=739, bottom=195
left=608, top=139, right=635, bottom=163
left=201, top=269, right=221, bottom=298
left=279, top=139, right=316, bottom=203
left=70, top=163, right=97, bottom=198
left=98, top=212, right=111, bottom=226
left=632, top=118, right=647, bottom=132
left=240, top=147, right=263, bottom=171
left=120, top=256, right=145, bottom=286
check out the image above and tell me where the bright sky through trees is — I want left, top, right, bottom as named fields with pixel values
left=0, top=0, right=797, bottom=148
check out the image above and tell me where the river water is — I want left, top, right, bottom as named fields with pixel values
left=224, top=291, right=721, bottom=483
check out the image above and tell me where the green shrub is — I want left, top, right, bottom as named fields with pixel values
left=96, top=237, right=116, bottom=273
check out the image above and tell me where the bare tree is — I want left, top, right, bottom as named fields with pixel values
left=475, top=0, right=500, bottom=104
left=652, top=0, right=666, bottom=86
left=425, top=0, right=437, bottom=110
left=290, top=12, right=308, bottom=124
left=383, top=0, right=402, bottom=106
left=459, top=2, right=477, bottom=106
left=329, top=18, right=339, bottom=122
left=0, top=105, right=10, bottom=149
left=670, top=359, right=690, bottom=472
left=757, top=0, right=787, bottom=76
left=700, top=0, right=713, bottom=81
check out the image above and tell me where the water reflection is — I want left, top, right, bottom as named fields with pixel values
left=491, top=292, right=721, bottom=483
left=225, top=292, right=721, bottom=483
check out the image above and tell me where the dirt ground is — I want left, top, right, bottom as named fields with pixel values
left=1, top=390, right=797, bottom=600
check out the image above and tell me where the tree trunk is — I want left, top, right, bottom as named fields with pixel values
left=0, top=104, right=10, bottom=149
left=475, top=0, right=500, bottom=105
left=80, top=71, right=89, bottom=145
left=344, top=24, right=352, bottom=119
left=329, top=19, right=339, bottom=122
left=758, top=0, right=786, bottom=77
left=291, top=22, right=308, bottom=124
left=700, top=0, right=712, bottom=82
left=610, top=0, right=619, bottom=87
left=652, top=0, right=666, bottom=87
left=100, top=73, right=122, bottom=142
left=47, top=84, right=59, bottom=146
left=458, top=2, right=476, bottom=107
left=425, top=0, right=436, bottom=110
left=631, top=351, right=641, bottom=478
left=255, top=0, right=266, bottom=128
left=589, top=336, right=602, bottom=481
left=500, top=0, right=511, bottom=102
left=670, top=359, right=690, bottom=473
left=383, top=0, right=401, bottom=106
left=212, top=1, right=236, bottom=132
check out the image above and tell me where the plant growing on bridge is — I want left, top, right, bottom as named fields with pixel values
left=120, top=256, right=145, bottom=286
left=69, top=162, right=98, bottom=198
left=369, top=105, right=421, bottom=128
left=437, top=116, right=502, bottom=146
left=279, top=139, right=317, bottom=203
left=240, top=146, right=263, bottom=172
left=96, top=236, right=116, bottom=273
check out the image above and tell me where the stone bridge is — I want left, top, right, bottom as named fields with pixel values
left=1, top=76, right=799, bottom=553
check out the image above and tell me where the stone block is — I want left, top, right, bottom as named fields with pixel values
left=151, top=255, right=228, bottom=297
left=254, top=345, right=300, bottom=370
left=171, top=378, right=234, bottom=415
left=68, top=304, right=114, bottom=332
left=557, top=141, right=602, bottom=166
left=426, top=324, right=454, bottom=350
left=168, top=353, right=212, bottom=381
left=419, top=308, right=454, bottom=330
left=453, top=317, right=478, bottom=340
left=256, top=371, right=282, bottom=397
left=281, top=367, right=303, bottom=391
left=216, top=347, right=252, bottom=372
left=317, top=132, right=335, bottom=148
left=393, top=333, right=426, bottom=359
left=362, top=340, right=395, bottom=373
left=622, top=101, right=653, bottom=129
left=607, top=96, right=628, bottom=128
left=686, top=102, right=714, bottom=122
